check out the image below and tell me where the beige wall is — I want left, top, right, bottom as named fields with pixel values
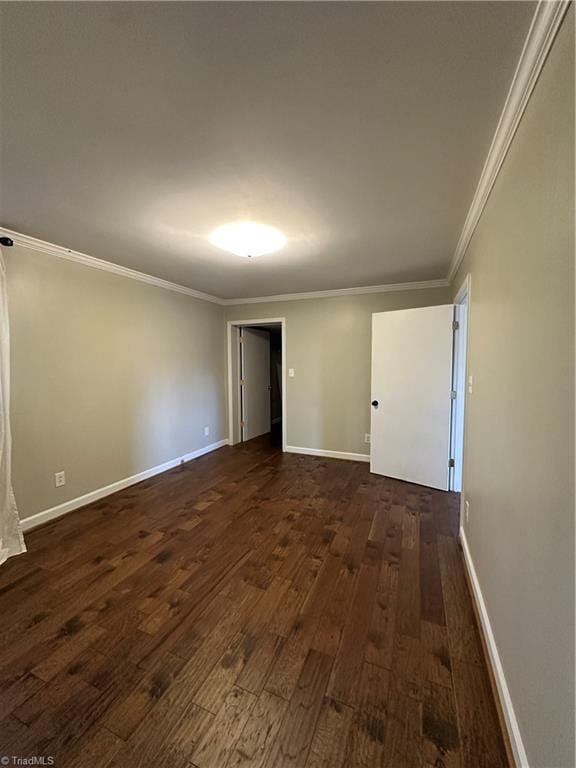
left=6, top=245, right=226, bottom=520
left=452, top=9, right=574, bottom=767
left=226, top=286, right=450, bottom=456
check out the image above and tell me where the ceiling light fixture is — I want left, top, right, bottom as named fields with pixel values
left=208, top=221, right=286, bottom=258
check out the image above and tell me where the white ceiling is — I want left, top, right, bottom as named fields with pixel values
left=0, top=2, right=535, bottom=299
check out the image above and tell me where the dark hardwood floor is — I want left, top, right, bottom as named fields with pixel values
left=0, top=436, right=508, bottom=768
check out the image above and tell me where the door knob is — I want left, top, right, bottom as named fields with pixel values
left=371, top=400, right=379, bottom=407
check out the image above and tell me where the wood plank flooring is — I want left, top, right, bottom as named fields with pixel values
left=0, top=435, right=508, bottom=767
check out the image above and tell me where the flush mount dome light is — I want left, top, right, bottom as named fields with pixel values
left=208, top=221, right=286, bottom=258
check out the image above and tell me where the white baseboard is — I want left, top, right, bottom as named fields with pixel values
left=459, top=527, right=529, bottom=768
left=21, top=439, right=229, bottom=532
left=285, top=445, right=370, bottom=463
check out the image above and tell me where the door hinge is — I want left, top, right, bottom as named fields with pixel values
left=450, top=390, right=457, bottom=400
left=240, top=379, right=245, bottom=386
left=452, top=320, right=460, bottom=331
left=448, top=458, right=455, bottom=468
left=240, top=420, right=246, bottom=428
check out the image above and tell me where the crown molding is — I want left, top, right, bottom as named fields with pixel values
left=221, top=278, right=450, bottom=305
left=0, top=227, right=225, bottom=305
left=447, top=0, right=571, bottom=283
left=2, top=226, right=450, bottom=304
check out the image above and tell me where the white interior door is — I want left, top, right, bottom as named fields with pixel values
left=450, top=296, right=468, bottom=492
left=370, top=305, right=454, bottom=490
left=241, top=328, right=271, bottom=441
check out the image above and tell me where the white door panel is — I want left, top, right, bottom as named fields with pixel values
left=450, top=298, right=468, bottom=492
left=241, top=328, right=271, bottom=441
left=370, top=305, right=454, bottom=490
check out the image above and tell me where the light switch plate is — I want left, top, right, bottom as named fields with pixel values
left=288, top=368, right=295, bottom=378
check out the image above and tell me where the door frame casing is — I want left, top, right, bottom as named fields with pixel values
left=226, top=317, right=287, bottom=451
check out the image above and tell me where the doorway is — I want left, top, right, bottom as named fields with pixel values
left=227, top=318, right=286, bottom=450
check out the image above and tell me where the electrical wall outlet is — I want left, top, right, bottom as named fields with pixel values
left=203, top=426, right=210, bottom=437
left=468, top=375, right=473, bottom=394
left=55, top=471, right=66, bottom=488
left=465, top=499, right=470, bottom=523
left=364, top=433, right=371, bottom=443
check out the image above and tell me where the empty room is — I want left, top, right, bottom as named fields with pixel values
left=0, top=2, right=573, bottom=767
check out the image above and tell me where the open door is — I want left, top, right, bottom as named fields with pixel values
left=450, top=283, right=469, bottom=493
left=370, top=305, right=454, bottom=490
left=241, top=328, right=271, bottom=441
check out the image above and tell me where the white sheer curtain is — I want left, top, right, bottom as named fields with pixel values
left=0, top=249, right=26, bottom=564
